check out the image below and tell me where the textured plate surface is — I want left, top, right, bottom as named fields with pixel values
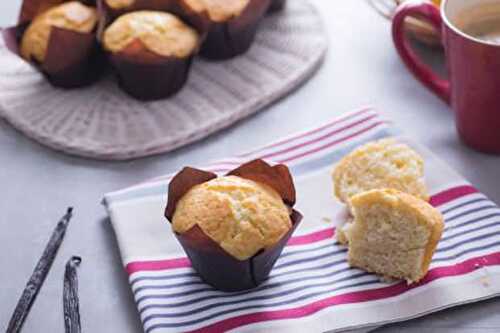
left=0, top=0, right=327, bottom=160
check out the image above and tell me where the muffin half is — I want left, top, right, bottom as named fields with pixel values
left=333, top=138, right=429, bottom=204
left=102, top=10, right=200, bottom=100
left=345, top=189, right=444, bottom=283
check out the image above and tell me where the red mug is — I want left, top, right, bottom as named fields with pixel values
left=392, top=0, right=500, bottom=154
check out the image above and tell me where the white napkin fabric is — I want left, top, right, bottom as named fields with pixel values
left=104, top=108, right=500, bottom=333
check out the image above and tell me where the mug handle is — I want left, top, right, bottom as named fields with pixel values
left=392, top=1, right=451, bottom=103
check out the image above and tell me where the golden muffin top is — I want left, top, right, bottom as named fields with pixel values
left=104, top=0, right=251, bottom=22
left=105, top=0, right=135, bottom=9
left=102, top=11, right=200, bottom=58
left=20, top=1, right=98, bottom=63
left=172, top=175, right=292, bottom=260
left=184, top=0, right=250, bottom=22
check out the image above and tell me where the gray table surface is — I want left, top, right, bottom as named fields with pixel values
left=1, top=1, right=500, bottom=332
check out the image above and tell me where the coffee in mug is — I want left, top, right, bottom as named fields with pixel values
left=454, top=3, right=500, bottom=44
left=392, top=0, right=500, bottom=154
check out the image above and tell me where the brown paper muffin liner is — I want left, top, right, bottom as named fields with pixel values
left=2, top=25, right=103, bottom=89
left=268, top=0, right=286, bottom=13
left=97, top=1, right=203, bottom=100
left=4, top=0, right=104, bottom=89
left=198, top=0, right=272, bottom=60
left=106, top=39, right=195, bottom=101
left=165, top=159, right=303, bottom=292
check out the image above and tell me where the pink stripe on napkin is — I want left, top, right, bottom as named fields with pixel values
left=126, top=258, right=190, bottom=275
left=261, top=114, right=379, bottom=160
left=278, top=121, right=388, bottom=163
left=430, top=185, right=478, bottom=207
left=188, top=251, right=500, bottom=333
left=241, top=107, right=374, bottom=157
left=287, top=228, right=335, bottom=246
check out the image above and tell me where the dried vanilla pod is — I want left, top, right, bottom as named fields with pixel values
left=63, top=256, right=82, bottom=333
left=7, top=208, right=74, bottom=333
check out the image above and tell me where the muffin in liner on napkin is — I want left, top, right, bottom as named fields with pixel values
left=2, top=0, right=104, bottom=88
left=101, top=10, right=201, bottom=100
left=164, top=159, right=302, bottom=292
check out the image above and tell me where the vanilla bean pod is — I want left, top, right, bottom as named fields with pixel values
left=7, top=208, right=74, bottom=333
left=63, top=256, right=82, bottom=333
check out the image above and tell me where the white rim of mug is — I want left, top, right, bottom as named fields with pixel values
left=441, top=0, right=500, bottom=46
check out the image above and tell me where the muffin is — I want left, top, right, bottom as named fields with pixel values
left=165, top=159, right=302, bottom=291
left=102, top=0, right=271, bottom=60
left=101, top=0, right=270, bottom=59
left=17, top=1, right=102, bottom=88
left=21, top=1, right=97, bottom=63
left=182, top=0, right=272, bottom=59
left=102, top=11, right=200, bottom=100
left=345, top=189, right=444, bottom=284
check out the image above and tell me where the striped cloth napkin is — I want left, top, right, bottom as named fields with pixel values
left=104, top=107, right=500, bottom=333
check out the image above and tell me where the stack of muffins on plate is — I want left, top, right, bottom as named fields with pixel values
left=8, top=0, right=287, bottom=100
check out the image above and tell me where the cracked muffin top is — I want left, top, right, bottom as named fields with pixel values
left=102, top=10, right=199, bottom=58
left=172, top=175, right=292, bottom=260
